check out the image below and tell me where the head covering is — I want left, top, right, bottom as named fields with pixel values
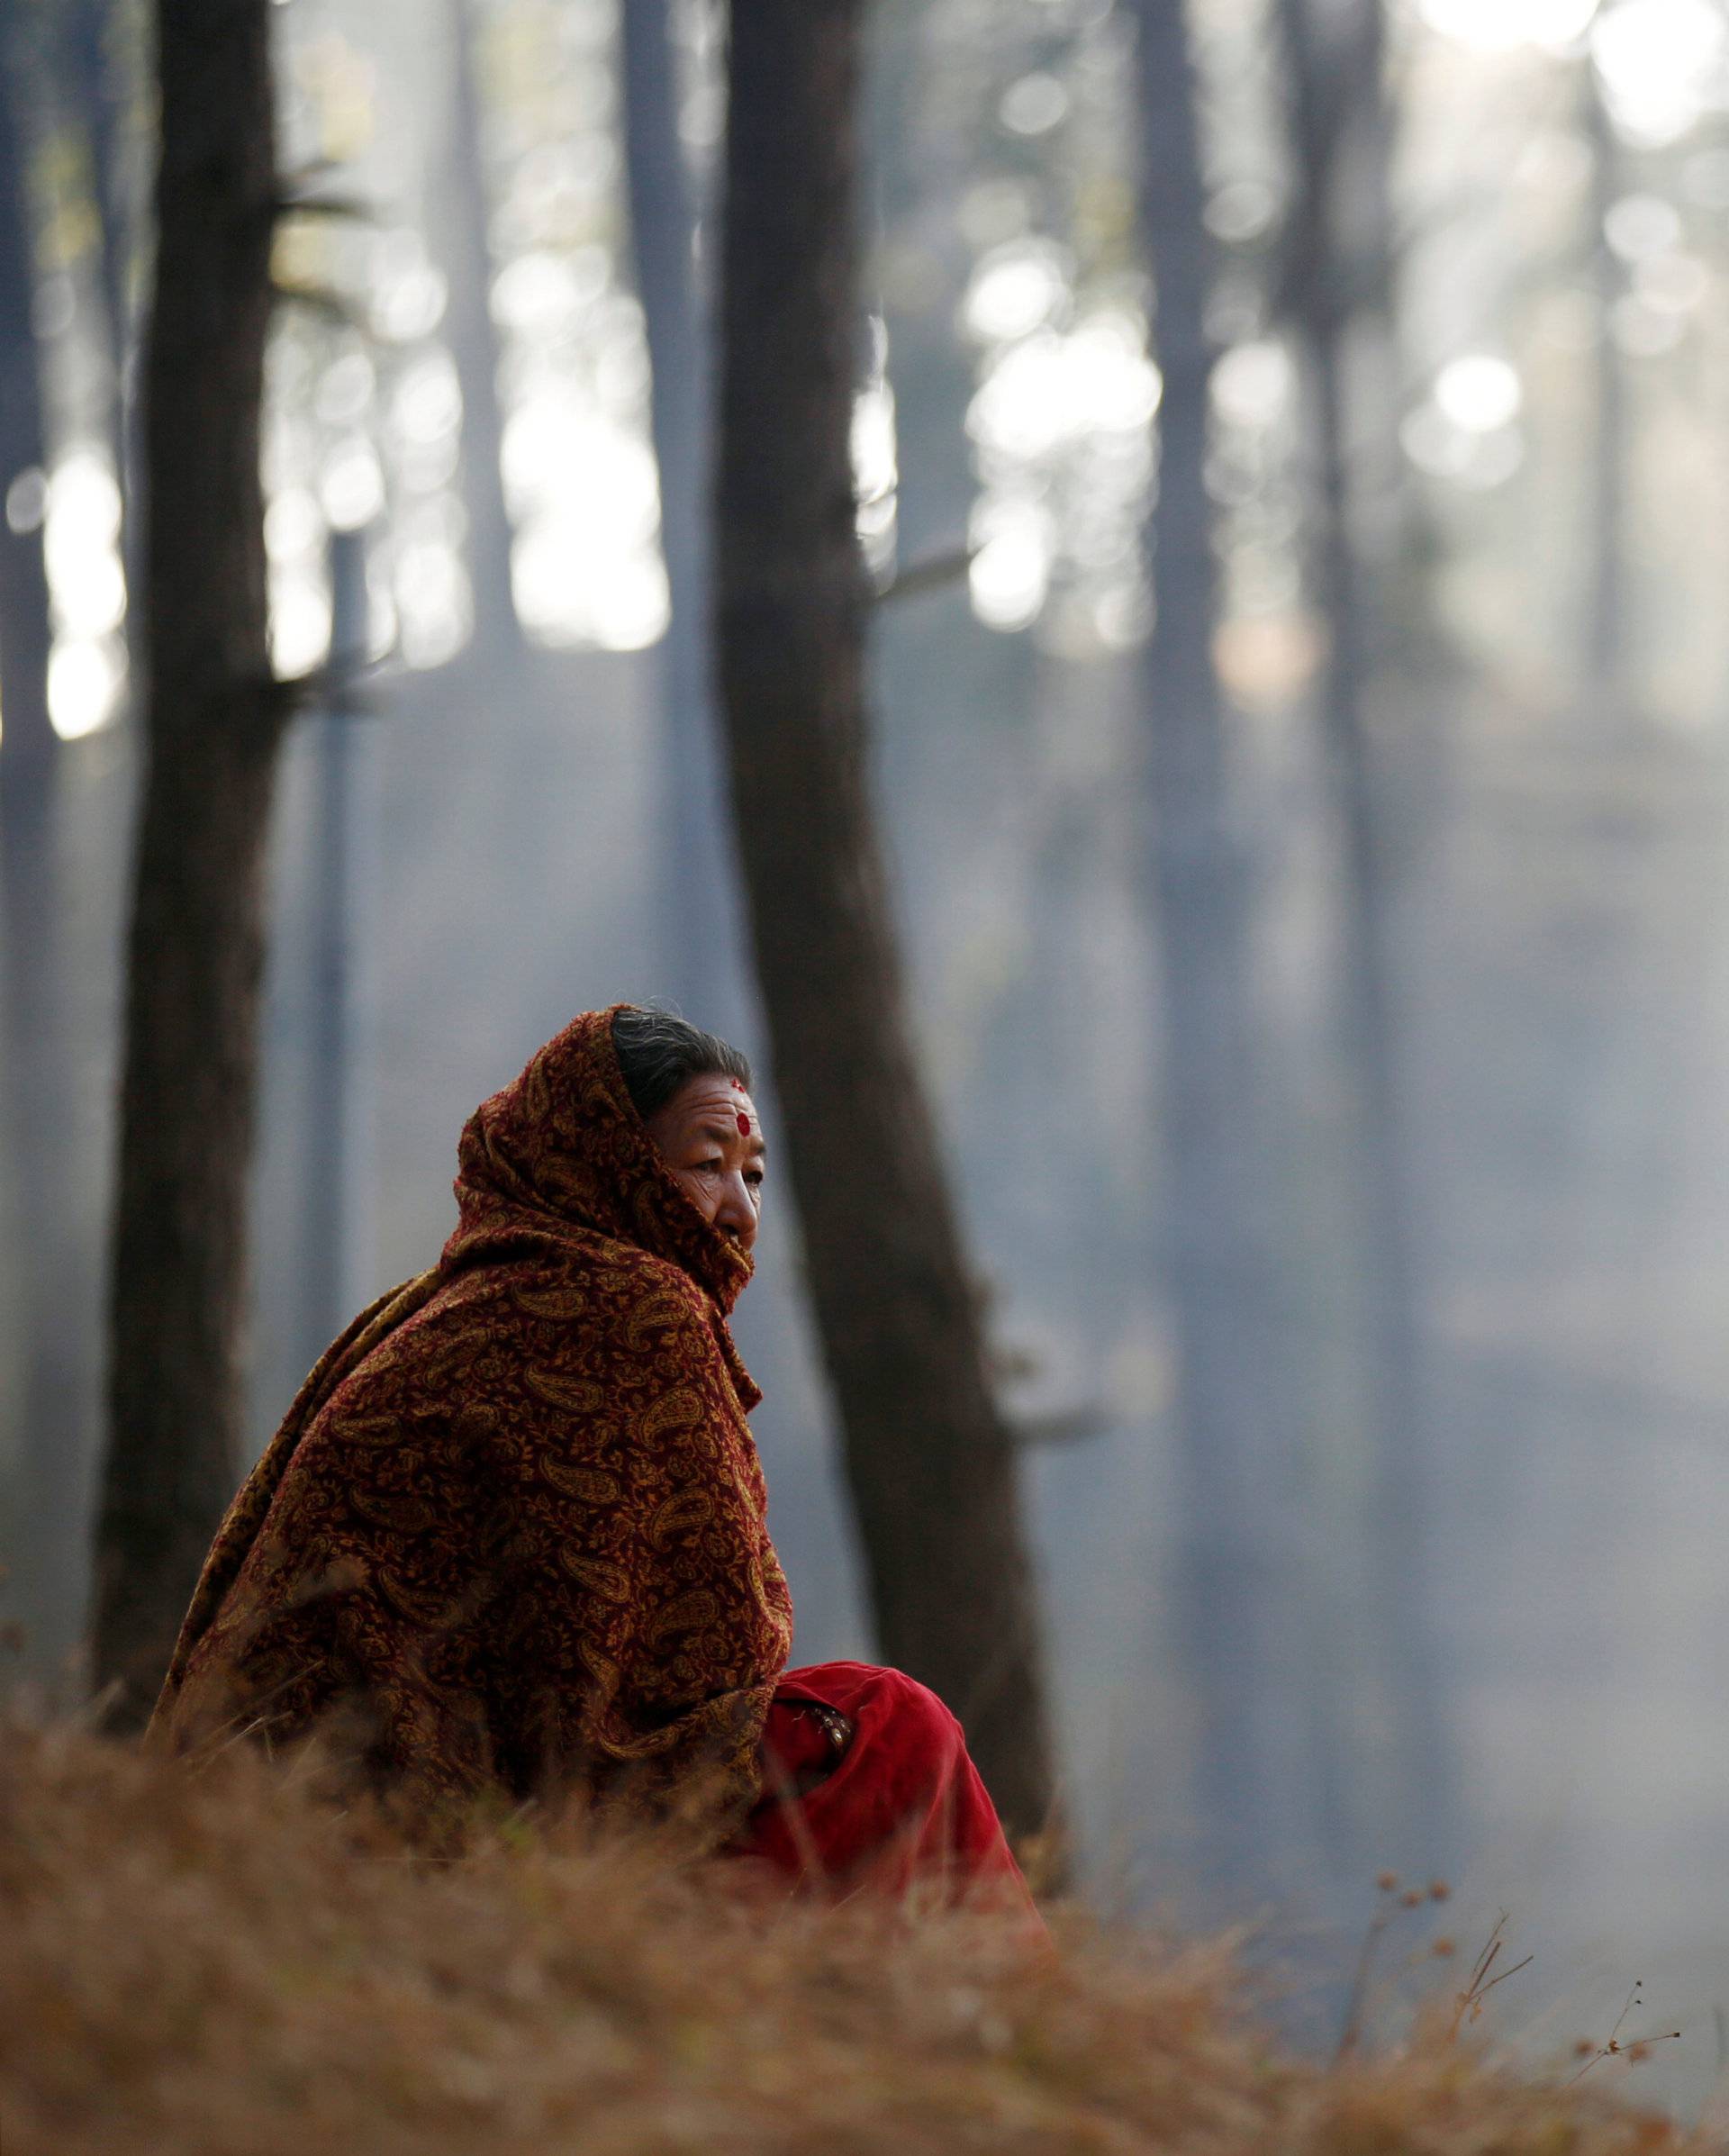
left=149, top=1010, right=792, bottom=1831
left=442, top=1007, right=756, bottom=1320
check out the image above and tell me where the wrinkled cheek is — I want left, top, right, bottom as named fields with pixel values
left=674, top=1173, right=716, bottom=1222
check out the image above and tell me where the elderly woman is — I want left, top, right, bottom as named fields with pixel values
left=150, top=1006, right=1031, bottom=1907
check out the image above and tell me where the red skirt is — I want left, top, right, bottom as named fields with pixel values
left=728, top=1661, right=1037, bottom=1915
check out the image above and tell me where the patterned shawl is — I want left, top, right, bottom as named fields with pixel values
left=148, top=1008, right=794, bottom=1829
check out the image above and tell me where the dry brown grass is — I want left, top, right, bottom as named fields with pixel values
left=0, top=1712, right=1702, bottom=2155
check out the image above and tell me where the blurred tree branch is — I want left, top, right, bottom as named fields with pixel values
left=872, top=540, right=974, bottom=605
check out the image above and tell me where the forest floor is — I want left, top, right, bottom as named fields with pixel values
left=0, top=1710, right=1705, bottom=2155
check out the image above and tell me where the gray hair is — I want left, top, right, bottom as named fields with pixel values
left=610, top=1005, right=752, bottom=1120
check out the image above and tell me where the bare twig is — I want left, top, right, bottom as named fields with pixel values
left=270, top=276, right=369, bottom=332
left=263, top=649, right=392, bottom=724
left=1009, top=1403, right=1109, bottom=1450
left=873, top=543, right=974, bottom=606
left=275, top=191, right=375, bottom=227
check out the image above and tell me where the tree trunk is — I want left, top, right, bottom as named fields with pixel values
left=1129, top=0, right=1320, bottom=1895
left=65, top=0, right=141, bottom=620
left=1324, top=0, right=1415, bottom=662
left=66, top=0, right=133, bottom=392
left=92, top=0, right=284, bottom=1726
left=0, top=27, right=50, bottom=781
left=0, top=20, right=84, bottom=1673
left=1278, top=0, right=1452, bottom=1882
left=294, top=527, right=376, bottom=1372
left=437, top=0, right=520, bottom=663
left=620, top=0, right=745, bottom=1023
left=1581, top=68, right=1626, bottom=712
left=713, top=0, right=1056, bottom=1843
left=1309, top=323, right=1446, bottom=1859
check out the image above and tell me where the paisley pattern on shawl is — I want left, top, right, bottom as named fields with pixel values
left=148, top=1008, right=794, bottom=1830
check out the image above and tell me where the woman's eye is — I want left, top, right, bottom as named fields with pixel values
left=746, top=1170, right=765, bottom=1189
left=694, top=1157, right=722, bottom=1174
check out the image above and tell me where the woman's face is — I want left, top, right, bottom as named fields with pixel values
left=644, top=1073, right=767, bottom=1254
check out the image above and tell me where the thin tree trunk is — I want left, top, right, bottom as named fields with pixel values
left=1582, top=69, right=1626, bottom=710
left=1279, top=0, right=1451, bottom=1880
left=620, top=0, right=744, bottom=1022
left=0, top=29, right=50, bottom=781
left=295, top=527, right=376, bottom=1372
left=0, top=23, right=85, bottom=1673
left=92, top=0, right=285, bottom=1726
left=714, top=0, right=1056, bottom=1842
left=1129, top=0, right=1319, bottom=1893
left=67, top=0, right=132, bottom=387
left=438, top=0, right=520, bottom=662
left=1271, top=0, right=1418, bottom=639
left=66, top=0, right=141, bottom=627
left=1331, top=0, right=1409, bottom=651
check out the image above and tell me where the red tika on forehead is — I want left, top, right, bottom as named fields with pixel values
left=737, top=1112, right=752, bottom=1136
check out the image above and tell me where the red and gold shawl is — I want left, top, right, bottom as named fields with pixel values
left=148, top=1008, right=794, bottom=1829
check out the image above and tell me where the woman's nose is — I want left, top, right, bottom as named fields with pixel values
left=713, top=1173, right=757, bottom=1246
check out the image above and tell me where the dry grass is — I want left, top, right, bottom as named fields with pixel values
left=0, top=1712, right=1702, bottom=2155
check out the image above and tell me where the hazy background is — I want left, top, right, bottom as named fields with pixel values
left=6, top=0, right=1729, bottom=2108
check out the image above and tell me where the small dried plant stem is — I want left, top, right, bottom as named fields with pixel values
left=1566, top=1980, right=1681, bottom=2086
left=1336, top=1876, right=1453, bottom=2062
left=1336, top=1910, right=1394, bottom=2063
left=1447, top=1912, right=1530, bottom=2041
left=1336, top=1878, right=1412, bottom=2063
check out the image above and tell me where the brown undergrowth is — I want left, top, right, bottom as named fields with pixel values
left=0, top=1712, right=1701, bottom=2155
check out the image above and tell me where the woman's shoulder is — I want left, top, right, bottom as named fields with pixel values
left=537, top=1240, right=719, bottom=1333
left=435, top=1246, right=722, bottom=1369
left=307, top=1249, right=722, bottom=1433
